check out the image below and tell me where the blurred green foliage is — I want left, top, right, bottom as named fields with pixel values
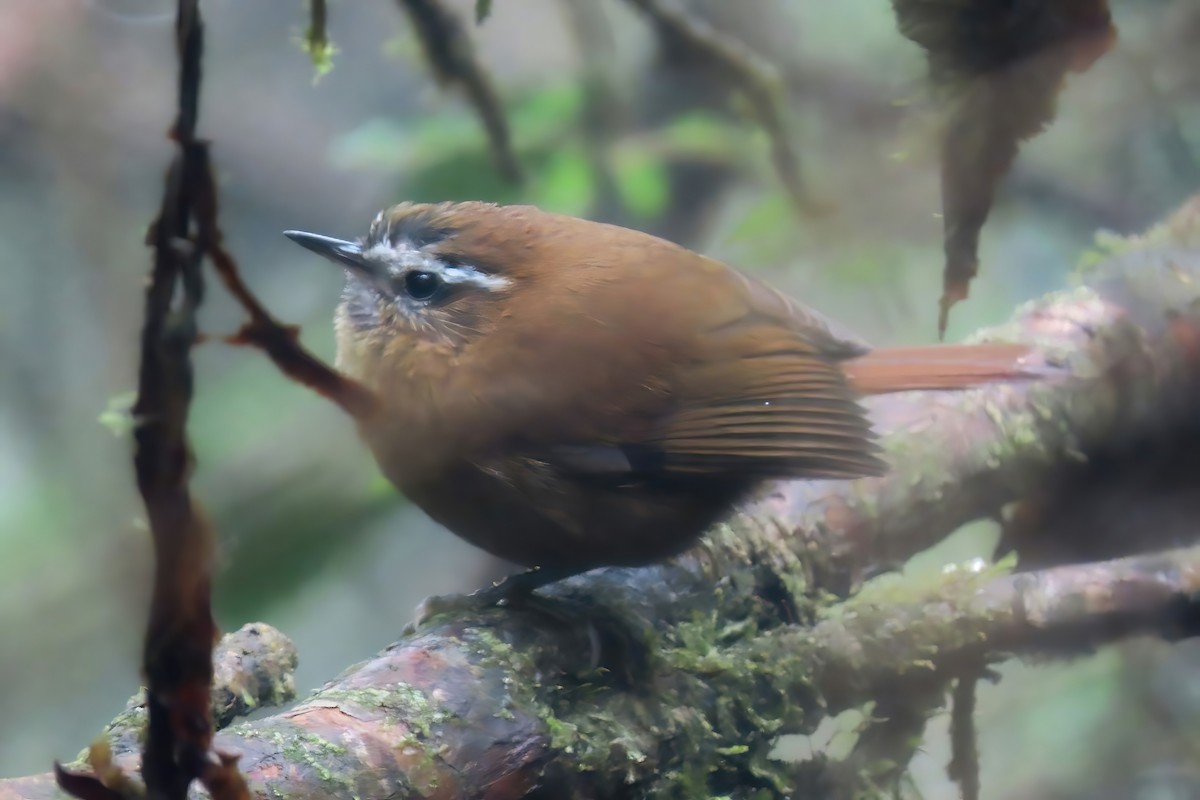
left=331, top=83, right=755, bottom=222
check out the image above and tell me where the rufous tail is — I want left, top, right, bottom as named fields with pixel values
left=843, top=343, right=1037, bottom=395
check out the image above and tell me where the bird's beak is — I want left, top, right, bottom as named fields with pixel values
left=283, top=230, right=374, bottom=278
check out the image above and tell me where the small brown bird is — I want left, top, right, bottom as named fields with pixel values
left=286, top=201, right=1032, bottom=594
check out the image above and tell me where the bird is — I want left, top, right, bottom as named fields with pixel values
left=284, top=201, right=1035, bottom=599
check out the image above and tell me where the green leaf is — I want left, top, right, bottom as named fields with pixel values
left=98, top=390, right=139, bottom=437
left=475, top=0, right=493, bottom=24
left=612, top=147, right=669, bottom=219
left=332, top=83, right=583, bottom=173
left=529, top=146, right=595, bottom=217
left=508, top=84, right=584, bottom=138
left=330, top=116, right=479, bottom=172
left=299, top=28, right=336, bottom=82
left=723, top=192, right=796, bottom=265
left=661, top=111, right=750, bottom=161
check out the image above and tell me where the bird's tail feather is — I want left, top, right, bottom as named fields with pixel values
left=843, top=343, right=1041, bottom=395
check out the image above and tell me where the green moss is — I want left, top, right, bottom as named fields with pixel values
left=966, top=284, right=1102, bottom=359
left=1075, top=197, right=1200, bottom=275
left=817, top=561, right=1014, bottom=680
left=318, top=684, right=447, bottom=739
left=1074, top=228, right=1139, bottom=276
left=487, top=586, right=815, bottom=797
left=543, top=714, right=581, bottom=754
left=232, top=726, right=354, bottom=794
left=463, top=626, right=534, bottom=675
left=235, top=691, right=446, bottom=796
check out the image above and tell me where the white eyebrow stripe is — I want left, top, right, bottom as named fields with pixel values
left=361, top=241, right=512, bottom=291
left=438, top=265, right=513, bottom=290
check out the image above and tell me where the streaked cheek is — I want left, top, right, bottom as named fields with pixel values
left=339, top=280, right=381, bottom=330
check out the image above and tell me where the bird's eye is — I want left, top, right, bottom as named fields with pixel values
left=403, top=270, right=442, bottom=301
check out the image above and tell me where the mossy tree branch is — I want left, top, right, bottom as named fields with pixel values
left=5, top=547, right=1198, bottom=799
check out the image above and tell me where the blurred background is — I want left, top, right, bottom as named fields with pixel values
left=1, top=0, right=1198, bottom=795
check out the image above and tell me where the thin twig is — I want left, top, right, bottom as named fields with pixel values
left=839, top=685, right=946, bottom=794
left=622, top=0, right=823, bottom=216
left=196, top=172, right=378, bottom=420
left=559, top=0, right=625, bottom=220
left=948, top=671, right=981, bottom=800
left=302, top=0, right=335, bottom=76
left=309, top=0, right=326, bottom=45
left=397, top=0, right=522, bottom=183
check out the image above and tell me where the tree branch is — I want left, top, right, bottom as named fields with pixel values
left=621, top=0, right=822, bottom=216
left=396, top=0, right=522, bottom=183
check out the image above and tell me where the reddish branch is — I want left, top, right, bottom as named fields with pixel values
left=199, top=178, right=377, bottom=420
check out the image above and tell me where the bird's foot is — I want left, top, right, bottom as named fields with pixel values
left=409, top=567, right=648, bottom=683
left=410, top=566, right=580, bottom=628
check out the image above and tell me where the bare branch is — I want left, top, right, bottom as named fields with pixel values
left=397, top=0, right=523, bottom=183
left=622, top=0, right=822, bottom=216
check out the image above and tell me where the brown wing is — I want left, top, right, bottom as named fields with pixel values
left=534, top=239, right=882, bottom=480
left=639, top=267, right=886, bottom=480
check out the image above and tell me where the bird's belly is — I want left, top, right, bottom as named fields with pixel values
left=399, top=461, right=751, bottom=570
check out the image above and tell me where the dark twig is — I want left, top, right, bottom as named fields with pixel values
left=129, top=3, right=219, bottom=799
left=474, top=0, right=492, bottom=25
left=309, top=0, right=326, bottom=46
left=559, top=0, right=625, bottom=221
left=622, top=0, right=822, bottom=216
left=397, top=0, right=522, bottom=183
left=948, top=670, right=982, bottom=800
left=53, top=2, right=249, bottom=799
left=836, top=684, right=946, bottom=794
left=302, top=0, right=335, bottom=76
left=49, top=0, right=353, bottom=794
